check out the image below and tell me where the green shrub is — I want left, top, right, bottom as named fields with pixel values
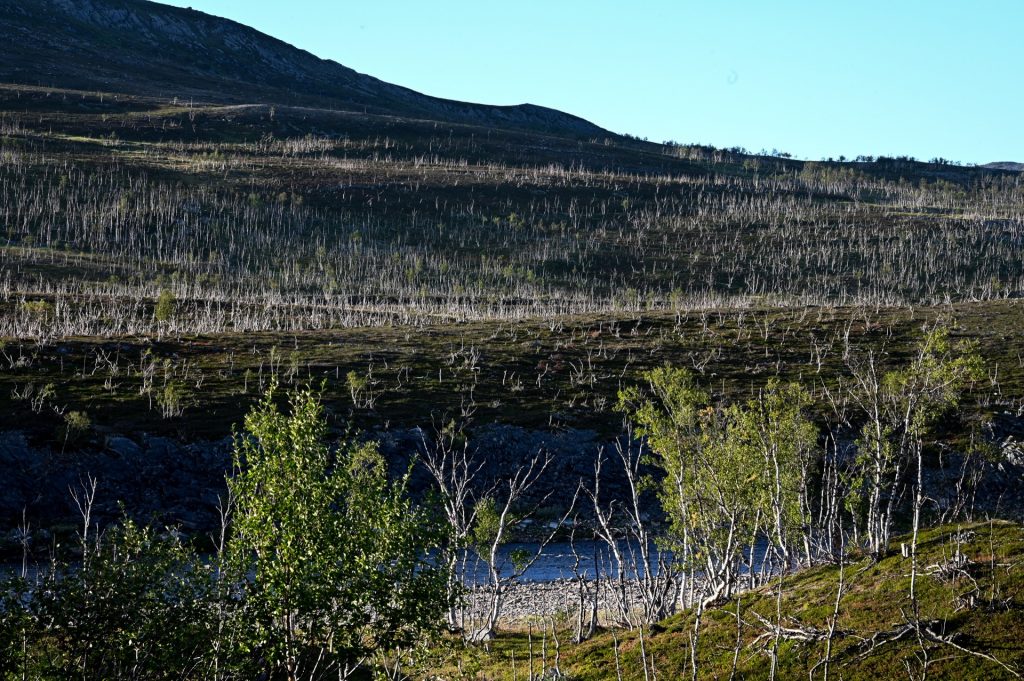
left=154, top=289, right=176, bottom=323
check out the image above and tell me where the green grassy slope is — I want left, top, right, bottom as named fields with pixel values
left=423, top=521, right=1024, bottom=680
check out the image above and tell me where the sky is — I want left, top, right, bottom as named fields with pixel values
left=158, top=1, right=1024, bottom=164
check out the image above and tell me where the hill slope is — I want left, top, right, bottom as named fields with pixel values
left=984, top=162, right=1024, bottom=172
left=0, top=0, right=606, bottom=137
left=430, top=521, right=1024, bottom=680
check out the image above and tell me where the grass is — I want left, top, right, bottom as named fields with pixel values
left=1, top=300, right=1021, bottom=443
left=416, top=521, right=1024, bottom=680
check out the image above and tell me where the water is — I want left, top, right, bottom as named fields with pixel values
left=457, top=539, right=673, bottom=584
left=0, top=541, right=654, bottom=586
left=457, top=536, right=772, bottom=584
left=5, top=539, right=769, bottom=586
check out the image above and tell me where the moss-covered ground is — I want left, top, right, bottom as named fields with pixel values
left=418, top=521, right=1024, bottom=680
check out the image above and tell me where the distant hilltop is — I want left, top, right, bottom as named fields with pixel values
left=0, top=0, right=607, bottom=138
left=982, top=162, right=1024, bottom=172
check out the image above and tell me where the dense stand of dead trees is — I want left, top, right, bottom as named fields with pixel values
left=0, top=118, right=1022, bottom=339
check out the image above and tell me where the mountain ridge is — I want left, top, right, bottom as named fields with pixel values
left=983, top=162, right=1024, bottom=172
left=0, top=0, right=608, bottom=137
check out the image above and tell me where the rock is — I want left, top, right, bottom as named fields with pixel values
left=143, top=436, right=178, bottom=458
left=0, top=432, right=38, bottom=520
left=0, top=428, right=239, bottom=533
left=104, top=435, right=141, bottom=458
left=464, top=577, right=656, bottom=627
left=1002, top=438, right=1024, bottom=468
left=0, top=432, right=31, bottom=463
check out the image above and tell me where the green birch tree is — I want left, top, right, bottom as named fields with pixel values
left=227, top=384, right=447, bottom=680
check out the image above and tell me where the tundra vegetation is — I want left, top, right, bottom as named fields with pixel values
left=0, top=83, right=1023, bottom=679
left=3, top=328, right=1024, bottom=679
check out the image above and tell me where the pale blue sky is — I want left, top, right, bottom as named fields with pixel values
left=160, top=1, right=1023, bottom=164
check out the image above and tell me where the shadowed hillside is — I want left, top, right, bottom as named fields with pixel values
left=0, top=0, right=606, bottom=137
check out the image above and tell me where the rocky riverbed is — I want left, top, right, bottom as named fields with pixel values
left=464, top=578, right=658, bottom=628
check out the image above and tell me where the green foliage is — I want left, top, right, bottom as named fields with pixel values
left=618, top=366, right=821, bottom=576
left=0, top=385, right=450, bottom=679
left=286, top=349, right=301, bottom=384
left=58, top=409, right=91, bottom=450
left=20, top=381, right=57, bottom=414
left=620, top=366, right=747, bottom=573
left=345, top=369, right=370, bottom=406
left=20, top=300, right=54, bottom=320
left=468, top=492, right=539, bottom=574
left=845, top=325, right=985, bottom=554
left=616, top=365, right=712, bottom=541
left=730, top=380, right=819, bottom=555
left=884, top=326, right=984, bottom=436
left=508, top=548, right=532, bottom=574
left=154, top=289, right=176, bottom=323
left=24, top=518, right=217, bottom=679
left=0, top=577, right=32, bottom=679
left=157, top=381, right=185, bottom=418
left=471, top=496, right=501, bottom=558
left=227, top=383, right=448, bottom=677
left=64, top=409, right=90, bottom=432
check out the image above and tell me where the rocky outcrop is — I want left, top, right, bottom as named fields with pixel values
left=4, top=413, right=1019, bottom=548
left=982, top=162, right=1024, bottom=172
left=0, top=431, right=233, bottom=535
left=0, top=423, right=635, bottom=538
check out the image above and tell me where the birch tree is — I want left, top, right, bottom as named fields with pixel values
left=228, top=384, right=448, bottom=680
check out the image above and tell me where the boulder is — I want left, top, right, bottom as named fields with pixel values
left=104, top=435, right=142, bottom=458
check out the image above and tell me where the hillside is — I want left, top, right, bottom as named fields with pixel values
left=0, top=0, right=605, bottom=137
left=1, top=0, right=1022, bottom=344
left=1, top=5, right=1024, bottom=680
left=0, top=0, right=1022, bottom=497
left=426, top=521, right=1024, bottom=680
left=985, top=162, right=1024, bottom=172
left=1, top=82, right=1021, bottom=341
left=1, top=4, right=1023, bottom=521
